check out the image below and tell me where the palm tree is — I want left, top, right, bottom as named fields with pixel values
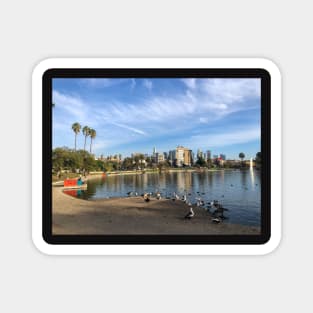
left=89, top=128, right=96, bottom=154
left=82, top=126, right=90, bottom=151
left=71, top=122, right=81, bottom=151
left=239, top=152, right=245, bottom=167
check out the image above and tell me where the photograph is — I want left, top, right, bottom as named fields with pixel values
left=51, top=76, right=262, bottom=236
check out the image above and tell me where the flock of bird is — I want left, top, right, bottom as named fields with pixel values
left=127, top=189, right=230, bottom=224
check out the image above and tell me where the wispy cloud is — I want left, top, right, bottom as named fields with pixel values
left=79, top=78, right=132, bottom=89
left=143, top=79, right=153, bottom=91
left=53, top=78, right=261, bottom=157
left=187, top=126, right=260, bottom=148
left=111, top=122, right=146, bottom=135
left=130, top=78, right=136, bottom=90
left=201, top=78, right=260, bottom=103
left=181, top=78, right=196, bottom=90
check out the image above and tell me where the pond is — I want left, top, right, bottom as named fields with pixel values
left=64, top=169, right=261, bottom=226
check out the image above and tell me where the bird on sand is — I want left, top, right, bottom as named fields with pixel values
left=143, top=193, right=150, bottom=202
left=184, top=207, right=195, bottom=219
left=212, top=217, right=221, bottom=224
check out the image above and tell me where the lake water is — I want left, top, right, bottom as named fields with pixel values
left=66, top=169, right=261, bottom=226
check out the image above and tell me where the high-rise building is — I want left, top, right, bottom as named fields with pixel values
left=156, top=153, right=164, bottom=163
left=206, top=150, right=211, bottom=160
left=169, top=150, right=176, bottom=163
left=191, top=152, right=195, bottom=165
left=197, top=149, right=203, bottom=159
left=176, top=146, right=192, bottom=167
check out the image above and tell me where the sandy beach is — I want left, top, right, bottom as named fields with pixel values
left=52, top=186, right=260, bottom=235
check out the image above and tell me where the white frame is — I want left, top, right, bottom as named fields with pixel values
left=32, top=58, right=281, bottom=255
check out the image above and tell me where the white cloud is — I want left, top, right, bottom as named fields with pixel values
left=130, top=78, right=136, bottom=90
left=181, top=78, right=197, bottom=90
left=199, top=117, right=209, bottom=123
left=53, top=78, right=261, bottom=155
left=187, top=126, right=260, bottom=148
left=201, top=78, right=260, bottom=103
left=143, top=79, right=153, bottom=90
left=111, top=122, right=146, bottom=135
left=79, top=78, right=134, bottom=89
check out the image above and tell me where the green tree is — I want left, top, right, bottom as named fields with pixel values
left=239, top=152, right=245, bottom=168
left=196, top=156, right=206, bottom=167
left=122, top=157, right=134, bottom=170
left=255, top=152, right=261, bottom=169
left=89, top=128, right=96, bottom=154
left=82, top=126, right=90, bottom=151
left=71, top=122, right=81, bottom=151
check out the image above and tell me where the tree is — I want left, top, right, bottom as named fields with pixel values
left=89, top=128, right=96, bottom=154
left=71, top=122, right=81, bottom=151
left=239, top=152, right=245, bottom=161
left=196, top=156, right=206, bottom=167
left=255, top=152, right=261, bottom=169
left=239, top=152, right=245, bottom=168
left=82, top=126, right=90, bottom=151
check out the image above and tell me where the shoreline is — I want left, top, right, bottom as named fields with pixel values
left=52, top=186, right=260, bottom=235
left=52, top=168, right=256, bottom=184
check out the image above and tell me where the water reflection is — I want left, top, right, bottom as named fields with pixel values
left=67, top=170, right=261, bottom=226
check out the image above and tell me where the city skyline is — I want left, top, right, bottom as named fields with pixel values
left=52, top=78, right=261, bottom=159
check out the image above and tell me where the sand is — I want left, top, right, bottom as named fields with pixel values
left=52, top=186, right=260, bottom=235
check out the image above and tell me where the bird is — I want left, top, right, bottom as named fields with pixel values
left=197, top=199, right=205, bottom=207
left=212, top=204, right=229, bottom=219
left=143, top=193, right=150, bottom=202
left=207, top=200, right=218, bottom=209
left=181, top=194, right=187, bottom=202
left=184, top=207, right=195, bottom=219
left=156, top=192, right=161, bottom=200
left=212, top=217, right=221, bottom=224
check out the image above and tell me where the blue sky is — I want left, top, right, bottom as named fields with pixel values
left=52, top=78, right=261, bottom=159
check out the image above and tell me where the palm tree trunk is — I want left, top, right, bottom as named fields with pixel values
left=84, top=136, right=87, bottom=151
left=75, top=134, right=77, bottom=151
left=90, top=139, right=93, bottom=153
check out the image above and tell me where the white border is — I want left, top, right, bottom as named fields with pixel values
left=32, top=58, right=281, bottom=255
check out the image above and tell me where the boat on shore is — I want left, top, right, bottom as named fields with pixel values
left=52, top=177, right=88, bottom=189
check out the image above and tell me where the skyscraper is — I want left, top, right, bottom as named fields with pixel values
left=206, top=150, right=211, bottom=160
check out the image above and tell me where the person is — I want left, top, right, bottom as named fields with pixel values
left=77, top=175, right=83, bottom=186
